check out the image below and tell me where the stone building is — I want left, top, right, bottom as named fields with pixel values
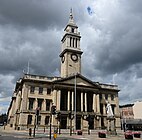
left=120, top=102, right=142, bottom=131
left=7, top=11, right=120, bottom=132
left=120, top=104, right=134, bottom=120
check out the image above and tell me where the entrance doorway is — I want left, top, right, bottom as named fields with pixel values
left=60, top=116, right=67, bottom=129
left=76, top=115, right=81, bottom=130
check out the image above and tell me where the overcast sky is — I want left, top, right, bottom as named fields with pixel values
left=0, top=0, right=142, bottom=114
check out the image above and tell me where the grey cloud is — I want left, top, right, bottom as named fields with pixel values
left=83, top=0, right=142, bottom=77
left=0, top=26, right=61, bottom=77
left=0, top=0, right=86, bottom=29
left=0, top=0, right=142, bottom=112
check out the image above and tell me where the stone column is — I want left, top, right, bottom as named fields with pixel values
left=56, top=90, right=61, bottom=110
left=15, top=91, right=21, bottom=111
left=21, top=84, right=29, bottom=111
left=78, top=38, right=80, bottom=48
left=85, top=93, right=87, bottom=112
left=72, top=91, right=74, bottom=111
left=96, top=94, right=100, bottom=113
left=27, top=99, right=29, bottom=110
left=93, top=94, right=96, bottom=112
left=68, top=91, right=70, bottom=111
left=52, top=89, right=57, bottom=106
left=81, top=92, right=83, bottom=112
left=103, top=104, right=106, bottom=115
left=67, top=37, right=69, bottom=47
left=71, top=37, right=73, bottom=47
left=115, top=94, right=119, bottom=116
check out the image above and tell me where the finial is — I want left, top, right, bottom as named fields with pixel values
left=68, top=8, right=76, bottom=25
left=70, top=8, right=72, bottom=14
left=70, top=8, right=73, bottom=20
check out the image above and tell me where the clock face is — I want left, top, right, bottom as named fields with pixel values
left=71, top=54, right=78, bottom=61
left=61, top=56, right=65, bottom=63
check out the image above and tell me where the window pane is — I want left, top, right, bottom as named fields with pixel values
left=105, top=94, right=108, bottom=100
left=45, top=116, right=50, bottom=125
left=111, top=95, right=114, bottom=100
left=29, top=98, right=34, bottom=110
left=27, top=115, right=32, bottom=124
left=39, top=87, right=43, bottom=94
left=71, top=28, right=74, bottom=33
left=38, top=99, right=43, bottom=110
left=46, top=99, right=50, bottom=111
left=30, top=86, right=35, bottom=93
left=47, top=88, right=51, bottom=94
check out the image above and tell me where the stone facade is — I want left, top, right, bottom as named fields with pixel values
left=7, top=11, right=121, bottom=132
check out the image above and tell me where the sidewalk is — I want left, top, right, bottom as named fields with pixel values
left=1, top=126, right=142, bottom=140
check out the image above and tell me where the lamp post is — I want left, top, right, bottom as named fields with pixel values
left=69, top=112, right=74, bottom=135
left=69, top=64, right=77, bottom=133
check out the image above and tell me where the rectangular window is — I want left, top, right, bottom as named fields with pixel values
left=70, top=37, right=72, bottom=47
left=105, top=94, right=108, bottom=100
left=37, top=116, right=41, bottom=125
left=75, top=38, right=77, bottom=48
left=28, top=98, right=34, bottom=110
left=47, top=88, right=51, bottom=94
left=46, top=99, right=50, bottom=111
left=30, top=86, right=35, bottom=93
left=71, top=28, right=74, bottom=33
left=38, top=99, right=43, bottom=110
left=45, top=116, right=50, bottom=125
left=111, top=94, right=114, bottom=100
left=27, top=115, right=32, bottom=125
left=39, top=87, right=43, bottom=94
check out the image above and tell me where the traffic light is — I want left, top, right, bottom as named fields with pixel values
left=51, top=105, right=56, bottom=115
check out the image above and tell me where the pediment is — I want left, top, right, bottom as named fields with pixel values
left=54, top=74, right=100, bottom=89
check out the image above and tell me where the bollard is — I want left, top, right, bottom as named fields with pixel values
left=29, top=128, right=32, bottom=136
left=53, top=133, right=57, bottom=140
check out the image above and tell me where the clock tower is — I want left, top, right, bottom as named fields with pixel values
left=60, top=10, right=83, bottom=77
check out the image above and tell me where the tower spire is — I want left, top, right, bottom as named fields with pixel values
left=68, top=8, right=75, bottom=25
left=70, top=8, right=73, bottom=20
left=60, top=9, right=83, bottom=77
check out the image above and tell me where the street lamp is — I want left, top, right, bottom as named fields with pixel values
left=69, top=64, right=77, bottom=133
